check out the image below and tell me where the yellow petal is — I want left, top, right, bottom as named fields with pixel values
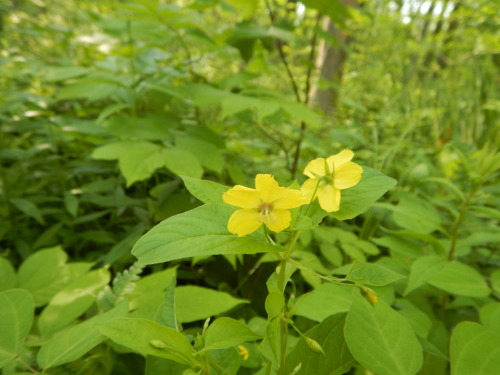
left=265, top=208, right=291, bottom=233
left=255, top=174, right=280, bottom=202
left=272, top=187, right=308, bottom=209
left=316, top=184, right=341, bottom=212
left=334, top=162, right=363, bottom=189
left=223, top=185, right=261, bottom=208
left=303, top=158, right=327, bottom=178
left=300, top=178, right=319, bottom=203
left=227, top=209, right=262, bottom=236
left=326, top=149, right=354, bottom=171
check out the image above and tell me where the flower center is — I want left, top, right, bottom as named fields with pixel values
left=319, top=174, right=334, bottom=187
left=257, top=203, right=276, bottom=225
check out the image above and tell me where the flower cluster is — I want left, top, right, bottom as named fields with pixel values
left=223, top=149, right=363, bottom=236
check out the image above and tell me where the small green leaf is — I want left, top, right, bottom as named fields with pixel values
left=97, top=318, right=196, bottom=366
left=132, top=204, right=281, bottom=265
left=347, top=262, right=405, bottom=286
left=204, top=317, right=260, bottom=350
left=265, top=292, right=285, bottom=320
left=344, top=292, right=423, bottom=375
left=450, top=322, right=500, bottom=375
left=181, top=176, right=229, bottom=204
left=0, top=289, right=35, bottom=367
left=10, top=198, right=45, bottom=224
left=63, top=192, right=79, bottom=217
left=176, top=286, right=247, bottom=323
left=480, top=303, right=500, bottom=334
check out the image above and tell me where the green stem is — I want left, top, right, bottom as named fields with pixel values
left=448, top=187, right=476, bottom=260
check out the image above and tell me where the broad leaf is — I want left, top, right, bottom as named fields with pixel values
left=344, top=293, right=423, bottom=375
left=181, top=176, right=229, bottom=204
left=132, top=204, right=281, bottom=265
left=0, top=289, right=34, bottom=367
left=37, top=302, right=128, bottom=369
left=97, top=318, right=196, bottom=366
left=347, top=262, right=405, bottom=286
left=330, top=167, right=397, bottom=221
left=18, top=246, right=69, bottom=306
left=450, top=322, right=500, bottom=375
left=176, top=286, right=247, bottom=323
left=293, top=283, right=353, bottom=322
left=404, top=256, right=448, bottom=295
left=204, top=317, right=260, bottom=350
left=285, top=314, right=354, bottom=375
left=426, top=261, right=490, bottom=297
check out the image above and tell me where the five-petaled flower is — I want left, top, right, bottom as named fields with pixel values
left=301, top=149, right=363, bottom=212
left=223, top=174, right=307, bottom=237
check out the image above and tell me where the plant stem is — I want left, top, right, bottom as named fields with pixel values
left=448, top=188, right=476, bottom=260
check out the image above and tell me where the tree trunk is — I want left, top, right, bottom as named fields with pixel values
left=310, top=0, right=358, bottom=115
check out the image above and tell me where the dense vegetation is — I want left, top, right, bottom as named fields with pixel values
left=0, top=0, right=499, bottom=374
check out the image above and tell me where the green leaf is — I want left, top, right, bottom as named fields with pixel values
left=491, top=270, right=500, bottom=293
left=161, top=148, right=203, bottom=178
left=9, top=198, right=45, bottom=224
left=293, top=283, right=353, bottom=322
left=0, top=289, right=34, bottom=368
left=63, top=192, right=79, bottom=217
left=17, top=246, right=69, bottom=306
left=347, top=262, right=405, bottom=286
left=97, top=318, right=197, bottom=366
left=224, top=0, right=258, bottom=19
left=92, top=141, right=164, bottom=186
left=265, top=292, right=285, bottom=320
left=0, top=258, right=16, bottom=291
left=175, top=286, right=247, bottom=323
left=103, top=115, right=174, bottom=140
left=204, top=317, right=260, bottom=350
left=38, top=268, right=111, bottom=336
left=384, top=194, right=443, bottom=234
left=404, top=255, right=448, bottom=295
left=43, top=66, right=90, bottom=82
left=181, top=176, right=229, bottom=204
left=132, top=204, right=281, bottom=265
left=426, top=261, right=490, bottom=297
left=37, top=302, right=128, bottom=369
left=450, top=322, right=500, bottom=375
left=300, top=0, right=351, bottom=24
left=176, top=137, right=224, bottom=174
left=344, top=292, right=423, bottom=375
left=330, top=167, right=397, bottom=221
left=480, top=303, right=500, bottom=334
left=285, top=314, right=354, bottom=375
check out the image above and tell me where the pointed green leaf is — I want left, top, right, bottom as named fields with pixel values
left=204, top=317, right=260, bottom=350
left=344, top=293, right=423, bottom=375
left=181, top=176, right=229, bottom=204
left=9, top=198, right=45, bottom=224
left=97, top=318, right=196, bottom=366
left=37, top=302, right=128, bottom=369
left=404, top=255, right=447, bottom=295
left=426, top=261, right=490, bottom=297
left=285, top=314, right=354, bottom=375
left=132, top=204, right=281, bottom=265
left=176, top=286, right=247, bottom=323
left=347, top=262, right=405, bottom=286
left=0, top=258, right=16, bottom=291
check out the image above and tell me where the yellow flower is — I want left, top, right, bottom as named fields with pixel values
left=237, top=345, right=250, bottom=360
left=223, top=174, right=307, bottom=237
left=302, top=149, right=363, bottom=212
